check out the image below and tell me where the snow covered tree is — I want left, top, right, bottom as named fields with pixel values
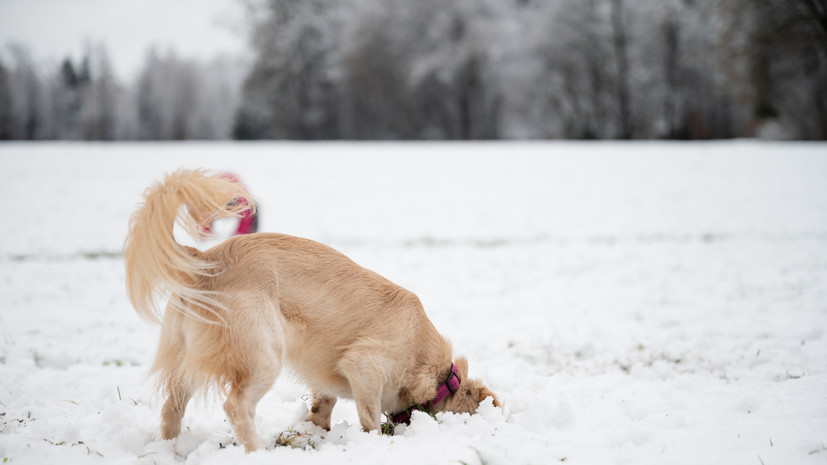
left=0, top=59, right=12, bottom=140
left=3, top=45, right=45, bottom=140
left=81, top=45, right=118, bottom=141
left=50, top=57, right=90, bottom=139
left=235, top=0, right=348, bottom=139
left=341, top=0, right=501, bottom=139
left=135, top=49, right=196, bottom=140
left=717, top=0, right=827, bottom=139
left=130, top=49, right=243, bottom=140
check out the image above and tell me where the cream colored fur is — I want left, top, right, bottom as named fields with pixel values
left=123, top=169, right=499, bottom=452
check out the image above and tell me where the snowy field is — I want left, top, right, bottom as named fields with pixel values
left=1, top=141, right=826, bottom=465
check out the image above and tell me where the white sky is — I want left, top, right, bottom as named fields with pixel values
left=0, top=0, right=247, bottom=80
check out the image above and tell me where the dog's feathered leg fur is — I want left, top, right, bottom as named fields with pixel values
left=154, top=299, right=193, bottom=440
left=160, top=380, right=192, bottom=440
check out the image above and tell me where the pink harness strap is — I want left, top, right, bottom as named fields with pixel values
left=217, top=173, right=257, bottom=235
left=390, top=363, right=461, bottom=425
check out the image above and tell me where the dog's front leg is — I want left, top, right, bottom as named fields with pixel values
left=339, top=366, right=383, bottom=432
left=353, top=390, right=382, bottom=432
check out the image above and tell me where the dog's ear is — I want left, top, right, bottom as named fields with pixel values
left=479, top=385, right=501, bottom=408
left=455, top=356, right=469, bottom=381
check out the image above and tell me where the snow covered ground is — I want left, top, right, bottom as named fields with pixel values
left=1, top=141, right=826, bottom=464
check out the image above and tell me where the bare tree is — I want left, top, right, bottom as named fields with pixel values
left=0, top=59, right=12, bottom=140
left=610, top=0, right=633, bottom=139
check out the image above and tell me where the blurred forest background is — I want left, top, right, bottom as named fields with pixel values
left=1, top=0, right=825, bottom=141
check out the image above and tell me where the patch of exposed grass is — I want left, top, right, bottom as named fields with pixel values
left=275, top=428, right=316, bottom=450
left=80, top=251, right=122, bottom=260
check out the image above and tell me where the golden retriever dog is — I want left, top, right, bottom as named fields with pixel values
left=124, top=169, right=499, bottom=452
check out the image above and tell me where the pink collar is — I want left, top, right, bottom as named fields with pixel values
left=390, top=363, right=461, bottom=425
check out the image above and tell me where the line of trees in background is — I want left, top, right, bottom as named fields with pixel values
left=0, top=44, right=244, bottom=141
left=2, top=0, right=826, bottom=141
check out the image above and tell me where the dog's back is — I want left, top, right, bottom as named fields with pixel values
left=200, top=233, right=445, bottom=403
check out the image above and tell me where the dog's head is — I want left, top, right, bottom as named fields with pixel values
left=440, top=356, right=500, bottom=414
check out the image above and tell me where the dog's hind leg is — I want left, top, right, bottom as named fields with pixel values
left=155, top=306, right=193, bottom=440
left=160, top=378, right=192, bottom=440
left=221, top=292, right=285, bottom=452
left=307, top=392, right=337, bottom=430
left=224, top=362, right=278, bottom=452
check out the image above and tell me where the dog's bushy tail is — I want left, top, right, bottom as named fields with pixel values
left=123, top=169, right=255, bottom=324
